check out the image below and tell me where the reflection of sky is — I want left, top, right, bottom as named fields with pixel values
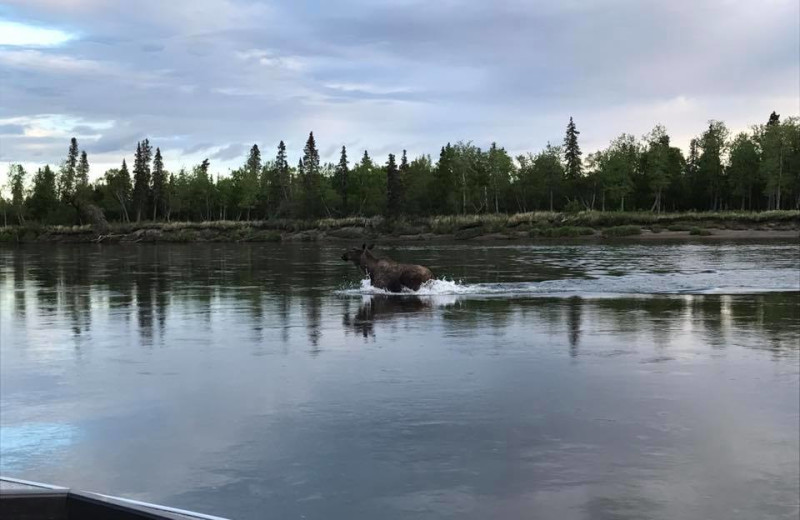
left=0, top=423, right=79, bottom=472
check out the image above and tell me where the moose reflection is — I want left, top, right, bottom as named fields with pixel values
left=343, top=295, right=434, bottom=338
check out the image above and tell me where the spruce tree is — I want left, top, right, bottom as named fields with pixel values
left=132, top=139, right=153, bottom=222
left=400, top=150, right=409, bottom=173
left=335, top=145, right=349, bottom=215
left=386, top=153, right=401, bottom=217
left=303, top=133, right=320, bottom=175
left=76, top=150, right=89, bottom=188
left=267, top=140, right=290, bottom=216
left=59, top=137, right=80, bottom=201
left=302, top=132, right=320, bottom=217
left=433, top=144, right=458, bottom=214
left=74, top=149, right=91, bottom=206
left=563, top=117, right=582, bottom=190
left=276, top=140, right=289, bottom=202
left=297, top=157, right=305, bottom=213
left=151, top=147, right=165, bottom=220
left=114, top=159, right=132, bottom=222
left=246, top=144, right=261, bottom=175
left=399, top=150, right=409, bottom=212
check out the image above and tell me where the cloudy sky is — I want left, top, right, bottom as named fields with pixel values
left=0, top=0, right=798, bottom=179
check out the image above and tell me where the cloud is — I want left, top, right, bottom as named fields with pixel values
left=141, top=43, right=164, bottom=53
left=0, top=20, right=75, bottom=47
left=0, top=124, right=26, bottom=135
left=70, top=124, right=100, bottom=135
left=182, top=142, right=215, bottom=155
left=0, top=49, right=108, bottom=74
left=235, top=49, right=305, bottom=71
left=211, top=143, right=246, bottom=161
left=0, top=0, right=797, bottom=179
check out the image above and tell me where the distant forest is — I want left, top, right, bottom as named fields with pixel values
left=3, top=112, right=799, bottom=226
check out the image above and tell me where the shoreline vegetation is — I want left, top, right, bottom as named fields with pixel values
left=2, top=211, right=797, bottom=244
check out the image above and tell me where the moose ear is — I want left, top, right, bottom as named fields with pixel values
left=361, top=243, right=366, bottom=250
left=368, top=243, right=375, bottom=250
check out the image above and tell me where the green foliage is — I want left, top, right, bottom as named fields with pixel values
left=602, top=225, right=642, bottom=237
left=28, top=165, right=58, bottom=222
left=6, top=164, right=27, bottom=224
left=727, top=132, right=760, bottom=210
left=689, top=227, right=713, bottom=236
left=697, top=121, right=729, bottom=210
left=757, top=114, right=799, bottom=210
left=348, top=150, right=386, bottom=216
left=595, top=134, right=638, bottom=211
left=640, top=125, right=684, bottom=213
left=563, top=199, right=583, bottom=214
left=534, top=226, right=595, bottom=237
left=516, top=144, right=564, bottom=212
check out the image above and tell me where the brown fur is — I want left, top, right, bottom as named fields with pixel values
left=341, top=244, right=434, bottom=292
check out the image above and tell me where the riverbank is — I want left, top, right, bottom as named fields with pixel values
left=1, top=211, right=798, bottom=244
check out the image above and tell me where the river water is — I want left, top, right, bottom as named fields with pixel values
left=1, top=241, right=798, bottom=519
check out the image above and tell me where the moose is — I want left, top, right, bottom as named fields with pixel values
left=341, top=244, right=434, bottom=292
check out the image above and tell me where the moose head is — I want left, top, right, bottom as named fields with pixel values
left=341, top=243, right=374, bottom=266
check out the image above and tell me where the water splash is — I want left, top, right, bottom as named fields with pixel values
left=337, top=277, right=482, bottom=296
left=336, top=268, right=800, bottom=299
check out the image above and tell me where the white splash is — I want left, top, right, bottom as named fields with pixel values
left=335, top=267, right=800, bottom=299
left=337, top=277, right=479, bottom=296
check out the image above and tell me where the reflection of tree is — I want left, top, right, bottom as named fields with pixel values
left=566, top=296, right=582, bottom=357
left=107, top=252, right=134, bottom=323
left=30, top=252, right=58, bottom=317
left=727, top=293, right=800, bottom=358
left=689, top=295, right=726, bottom=349
left=278, top=294, right=291, bottom=344
left=12, top=250, right=26, bottom=319
left=7, top=243, right=797, bottom=364
left=135, top=271, right=154, bottom=345
left=64, top=247, right=92, bottom=337
left=154, top=264, right=170, bottom=340
left=301, top=247, right=324, bottom=354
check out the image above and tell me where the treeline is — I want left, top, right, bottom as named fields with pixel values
left=3, top=113, right=799, bottom=226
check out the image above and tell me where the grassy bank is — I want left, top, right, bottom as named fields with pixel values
left=1, top=210, right=798, bottom=244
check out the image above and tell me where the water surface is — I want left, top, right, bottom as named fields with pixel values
left=1, top=241, right=798, bottom=519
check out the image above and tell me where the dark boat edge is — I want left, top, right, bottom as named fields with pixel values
left=0, top=476, right=230, bottom=520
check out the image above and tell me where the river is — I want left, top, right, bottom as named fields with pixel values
left=1, top=241, right=798, bottom=519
